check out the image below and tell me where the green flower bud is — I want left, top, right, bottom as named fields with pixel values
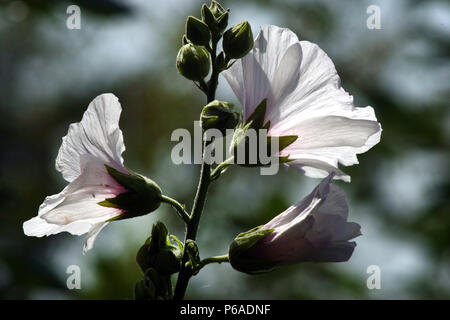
left=201, top=4, right=215, bottom=28
left=186, top=16, right=211, bottom=46
left=176, top=43, right=211, bottom=81
left=98, top=165, right=162, bottom=220
left=223, top=21, right=254, bottom=59
left=136, top=222, right=182, bottom=275
left=215, top=11, right=229, bottom=34
left=201, top=2, right=228, bottom=35
left=200, top=100, right=239, bottom=134
left=228, top=226, right=276, bottom=274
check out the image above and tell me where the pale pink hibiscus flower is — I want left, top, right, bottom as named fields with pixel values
left=223, top=25, right=382, bottom=182
left=23, top=94, right=158, bottom=253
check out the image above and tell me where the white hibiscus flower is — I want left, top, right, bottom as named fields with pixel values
left=223, top=25, right=382, bottom=182
left=23, top=94, right=161, bottom=253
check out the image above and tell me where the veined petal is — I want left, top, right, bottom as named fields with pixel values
left=308, top=241, right=357, bottom=262
left=223, top=25, right=299, bottom=119
left=259, top=174, right=360, bottom=263
left=287, top=158, right=350, bottom=182
left=42, top=155, right=125, bottom=225
left=265, top=173, right=334, bottom=233
left=55, top=93, right=126, bottom=182
left=23, top=155, right=125, bottom=251
left=278, top=115, right=381, bottom=169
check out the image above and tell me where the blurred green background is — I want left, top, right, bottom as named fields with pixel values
left=0, top=0, right=449, bottom=299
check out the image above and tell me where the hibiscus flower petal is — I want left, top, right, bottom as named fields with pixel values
left=223, top=25, right=299, bottom=119
left=55, top=93, right=126, bottom=182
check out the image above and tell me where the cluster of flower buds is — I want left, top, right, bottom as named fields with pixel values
left=135, top=222, right=182, bottom=300
left=176, top=1, right=254, bottom=81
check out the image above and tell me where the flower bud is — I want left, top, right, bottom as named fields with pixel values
left=176, top=43, right=211, bottom=81
left=186, top=16, right=211, bottom=46
left=136, top=222, right=182, bottom=275
left=201, top=2, right=228, bottom=35
left=98, top=165, right=162, bottom=220
left=228, top=226, right=276, bottom=274
left=200, top=100, right=239, bottom=134
left=223, top=21, right=254, bottom=59
left=209, top=0, right=226, bottom=18
left=228, top=174, right=362, bottom=274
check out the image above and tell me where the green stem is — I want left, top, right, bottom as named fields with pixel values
left=160, top=195, right=190, bottom=224
left=210, top=156, right=234, bottom=181
left=199, top=254, right=229, bottom=268
left=173, top=37, right=221, bottom=300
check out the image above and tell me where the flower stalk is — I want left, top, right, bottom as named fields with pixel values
left=173, top=32, right=221, bottom=300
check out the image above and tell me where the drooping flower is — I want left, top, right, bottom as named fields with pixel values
left=23, top=94, right=162, bottom=253
left=228, top=173, right=361, bottom=274
left=223, top=25, right=382, bottom=182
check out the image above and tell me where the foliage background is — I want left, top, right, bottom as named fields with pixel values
left=0, top=0, right=448, bottom=299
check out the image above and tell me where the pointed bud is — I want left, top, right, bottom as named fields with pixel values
left=201, top=4, right=215, bottom=28
left=228, top=226, right=276, bottom=274
left=98, top=165, right=162, bottom=220
left=200, top=100, right=239, bottom=134
left=215, top=11, right=229, bottom=34
left=176, top=43, right=211, bottom=81
left=223, top=21, right=254, bottom=59
left=209, top=0, right=226, bottom=18
left=186, top=16, right=211, bottom=46
left=202, top=2, right=228, bottom=35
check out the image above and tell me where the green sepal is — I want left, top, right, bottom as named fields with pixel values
left=228, top=226, right=277, bottom=274
left=182, top=34, right=189, bottom=45
left=230, top=99, right=298, bottom=166
left=99, top=165, right=162, bottom=220
left=268, top=135, right=298, bottom=153
left=246, top=98, right=268, bottom=130
left=215, top=11, right=229, bottom=34
left=209, top=0, right=226, bottom=19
